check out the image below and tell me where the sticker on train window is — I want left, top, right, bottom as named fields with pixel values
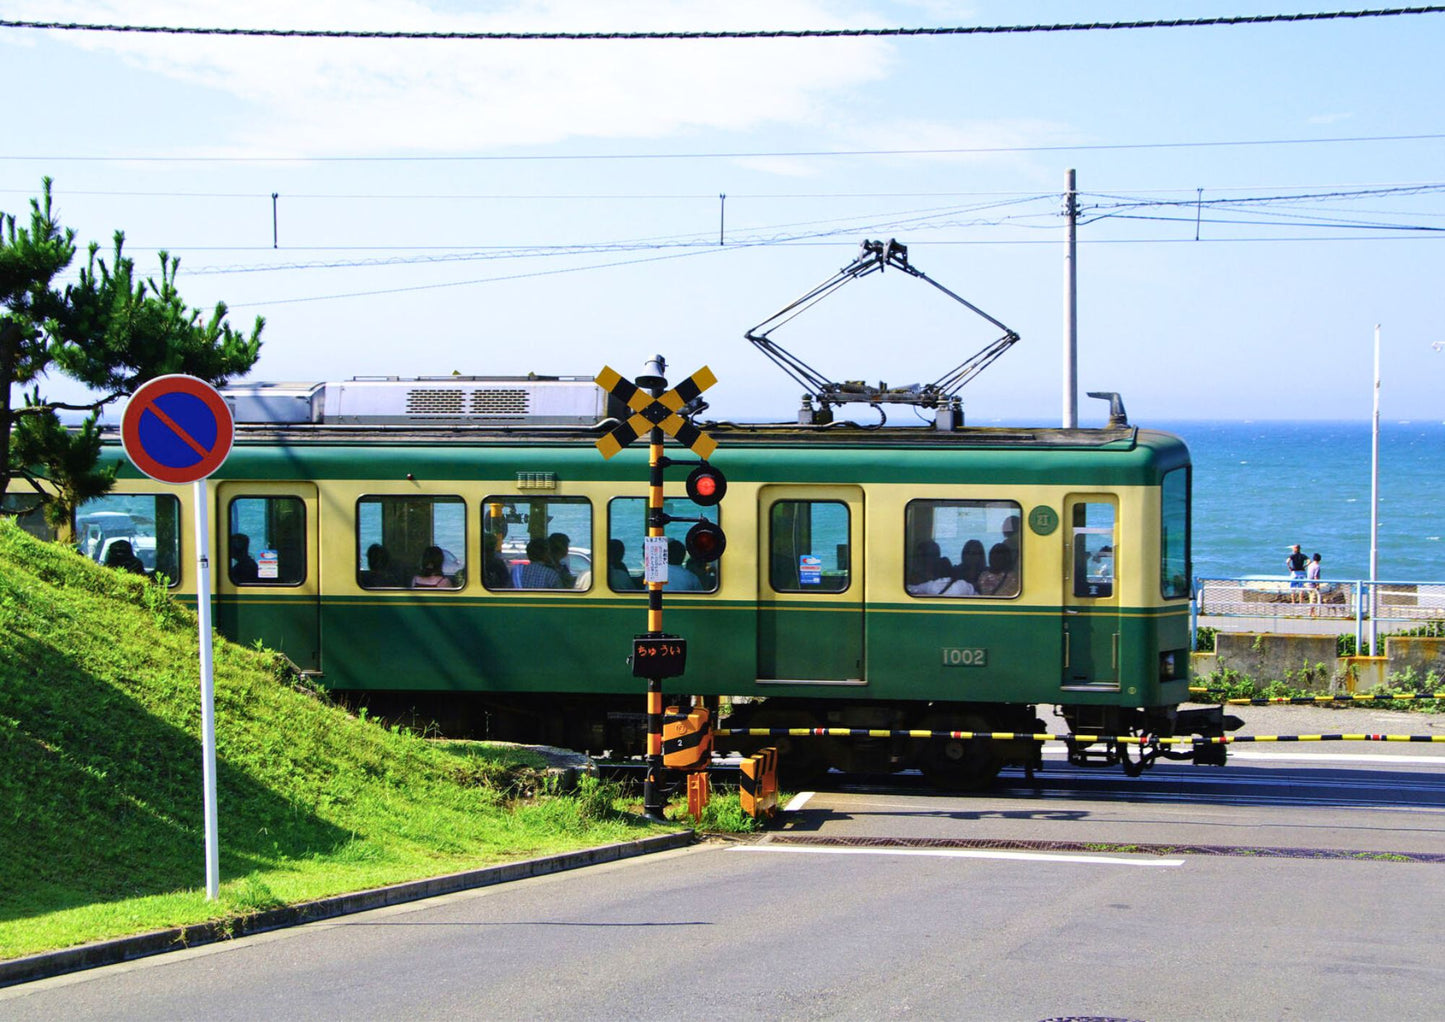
left=229, top=495, right=306, bottom=586
left=769, top=500, right=849, bottom=593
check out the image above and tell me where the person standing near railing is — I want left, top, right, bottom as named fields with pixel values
left=1286, top=544, right=1308, bottom=603
left=1307, top=552, right=1323, bottom=616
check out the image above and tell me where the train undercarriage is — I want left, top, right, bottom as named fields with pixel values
left=334, top=689, right=1243, bottom=791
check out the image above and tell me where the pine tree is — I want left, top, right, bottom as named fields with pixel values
left=0, top=178, right=263, bottom=534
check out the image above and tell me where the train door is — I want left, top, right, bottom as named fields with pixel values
left=756, top=485, right=864, bottom=684
left=215, top=482, right=320, bottom=672
left=1061, top=494, right=1119, bottom=690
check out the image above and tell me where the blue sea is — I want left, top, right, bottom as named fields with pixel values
left=1158, top=420, right=1445, bottom=584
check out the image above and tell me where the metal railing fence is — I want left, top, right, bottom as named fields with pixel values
left=1192, top=575, right=1445, bottom=654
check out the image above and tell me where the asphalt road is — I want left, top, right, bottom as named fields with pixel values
left=5, top=704, right=1444, bottom=1021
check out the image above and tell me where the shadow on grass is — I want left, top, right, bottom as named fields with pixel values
left=0, top=631, right=350, bottom=923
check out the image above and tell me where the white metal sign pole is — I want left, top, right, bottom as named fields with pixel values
left=193, top=477, right=220, bottom=900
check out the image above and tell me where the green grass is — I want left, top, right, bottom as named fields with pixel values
left=0, top=519, right=670, bottom=961
left=1192, top=663, right=1445, bottom=710
left=654, top=788, right=766, bottom=833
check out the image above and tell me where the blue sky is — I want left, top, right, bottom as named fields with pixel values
left=3, top=1, right=1442, bottom=425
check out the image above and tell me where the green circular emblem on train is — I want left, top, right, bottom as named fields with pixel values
left=1027, top=505, right=1059, bottom=536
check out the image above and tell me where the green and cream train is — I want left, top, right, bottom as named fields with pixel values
left=76, top=374, right=1230, bottom=788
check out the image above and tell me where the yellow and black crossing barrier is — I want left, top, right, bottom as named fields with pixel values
left=740, top=747, right=779, bottom=820
left=715, top=727, right=1445, bottom=746
left=1189, top=688, right=1444, bottom=706
left=663, top=705, right=713, bottom=820
left=662, top=704, right=713, bottom=772
left=685, top=772, right=711, bottom=821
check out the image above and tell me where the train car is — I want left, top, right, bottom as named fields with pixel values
left=73, top=373, right=1230, bottom=788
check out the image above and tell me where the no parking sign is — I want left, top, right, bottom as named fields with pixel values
left=120, top=374, right=231, bottom=900
left=121, top=375, right=233, bottom=484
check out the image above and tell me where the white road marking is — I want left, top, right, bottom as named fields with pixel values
left=731, top=845, right=1183, bottom=867
left=1225, top=751, right=1445, bottom=765
left=783, top=791, right=814, bottom=812
left=1039, top=748, right=1445, bottom=766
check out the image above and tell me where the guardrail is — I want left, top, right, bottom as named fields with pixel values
left=1192, top=575, right=1445, bottom=653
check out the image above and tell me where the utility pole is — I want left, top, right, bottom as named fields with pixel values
left=1063, top=169, right=1078, bottom=428
left=1368, top=324, right=1381, bottom=655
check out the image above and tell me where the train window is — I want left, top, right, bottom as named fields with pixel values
left=74, top=493, right=182, bottom=587
left=606, top=498, right=719, bottom=594
left=1161, top=468, right=1190, bottom=599
left=904, top=500, right=1020, bottom=598
left=356, top=496, right=466, bottom=590
left=1072, top=502, right=1115, bottom=599
left=228, top=496, right=307, bottom=586
left=481, top=497, right=592, bottom=591
left=770, top=500, right=850, bottom=593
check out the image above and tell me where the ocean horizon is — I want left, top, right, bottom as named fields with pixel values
left=1151, top=419, right=1445, bottom=584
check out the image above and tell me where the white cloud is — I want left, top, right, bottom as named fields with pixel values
left=14, top=0, right=901, bottom=155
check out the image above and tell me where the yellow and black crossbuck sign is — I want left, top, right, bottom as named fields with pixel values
left=594, top=365, right=718, bottom=460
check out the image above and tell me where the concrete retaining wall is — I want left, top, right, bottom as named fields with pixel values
left=1191, top=633, right=1445, bottom=692
left=1385, top=635, right=1445, bottom=679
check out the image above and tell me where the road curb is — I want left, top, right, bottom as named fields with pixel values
left=1, top=830, right=694, bottom=989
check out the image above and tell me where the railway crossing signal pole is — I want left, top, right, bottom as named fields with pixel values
left=641, top=357, right=669, bottom=821
left=595, top=357, right=723, bottom=822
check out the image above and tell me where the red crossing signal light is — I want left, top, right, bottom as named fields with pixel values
left=685, top=520, right=727, bottom=564
left=685, top=463, right=727, bottom=506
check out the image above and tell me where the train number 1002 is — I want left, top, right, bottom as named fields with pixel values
left=941, top=647, right=988, bottom=667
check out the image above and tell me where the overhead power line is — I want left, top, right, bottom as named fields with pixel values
left=33, top=181, right=1445, bottom=305
left=228, top=229, right=1445, bottom=309
left=168, top=184, right=1441, bottom=283
left=2, top=7, right=1444, bottom=41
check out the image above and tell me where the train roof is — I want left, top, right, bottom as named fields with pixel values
left=177, top=375, right=1181, bottom=452
left=209, top=419, right=1156, bottom=450
left=101, top=376, right=1189, bottom=484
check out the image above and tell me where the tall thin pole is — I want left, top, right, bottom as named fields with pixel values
left=1368, top=324, right=1381, bottom=655
left=643, top=357, right=668, bottom=822
left=1063, top=169, right=1078, bottom=428
left=193, top=478, right=220, bottom=899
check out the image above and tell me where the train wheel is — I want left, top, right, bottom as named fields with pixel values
left=919, top=712, right=1002, bottom=792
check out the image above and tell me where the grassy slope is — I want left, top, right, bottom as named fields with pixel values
left=0, top=519, right=660, bottom=960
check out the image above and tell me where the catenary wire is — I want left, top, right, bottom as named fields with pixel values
left=2, top=8, right=1444, bottom=40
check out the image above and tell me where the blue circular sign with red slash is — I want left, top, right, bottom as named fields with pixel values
left=121, top=375, right=234, bottom=484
